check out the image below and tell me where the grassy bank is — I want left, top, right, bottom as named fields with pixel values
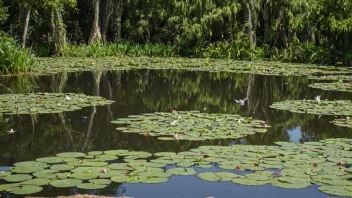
left=0, top=32, right=34, bottom=74
left=59, top=41, right=351, bottom=67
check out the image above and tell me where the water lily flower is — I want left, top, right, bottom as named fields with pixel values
left=346, top=83, right=350, bottom=87
left=234, top=98, right=248, bottom=106
left=262, top=122, right=267, bottom=128
left=173, top=134, right=179, bottom=140
left=15, top=106, right=18, bottom=109
left=236, top=165, right=241, bottom=170
left=7, top=129, right=16, bottom=134
left=65, top=95, right=72, bottom=100
left=171, top=155, right=174, bottom=160
left=238, top=118, right=245, bottom=123
left=313, top=162, right=318, bottom=167
left=340, top=100, right=345, bottom=105
left=229, top=131, right=233, bottom=135
left=315, top=95, right=321, bottom=102
left=170, top=120, right=178, bottom=125
left=101, top=169, right=107, bottom=173
left=337, top=160, right=345, bottom=166
left=276, top=172, right=281, bottom=177
left=347, top=117, right=350, bottom=120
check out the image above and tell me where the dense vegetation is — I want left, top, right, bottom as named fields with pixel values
left=0, top=0, right=352, bottom=66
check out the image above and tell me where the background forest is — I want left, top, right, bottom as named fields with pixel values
left=0, top=0, right=352, bottom=65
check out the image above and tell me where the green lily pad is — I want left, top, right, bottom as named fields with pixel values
left=50, top=164, right=75, bottom=171
left=89, top=179, right=112, bottom=185
left=70, top=172, right=99, bottom=180
left=36, top=157, right=65, bottom=164
left=318, top=185, right=352, bottom=196
left=111, top=111, right=268, bottom=141
left=50, top=179, right=82, bottom=188
left=232, top=178, right=268, bottom=186
left=166, top=168, right=197, bottom=176
left=56, top=152, right=86, bottom=158
left=4, top=174, right=33, bottom=182
left=20, top=178, right=52, bottom=186
left=0, top=183, right=20, bottom=192
left=33, top=170, right=59, bottom=179
left=9, top=185, right=43, bottom=195
left=197, top=172, right=221, bottom=182
left=77, top=183, right=107, bottom=189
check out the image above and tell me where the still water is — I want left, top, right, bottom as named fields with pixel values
left=1, top=70, right=352, bottom=197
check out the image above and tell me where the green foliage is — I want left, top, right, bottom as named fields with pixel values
left=0, top=32, right=34, bottom=74
left=61, top=42, right=176, bottom=57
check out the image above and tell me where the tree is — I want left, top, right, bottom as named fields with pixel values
left=88, top=0, right=101, bottom=44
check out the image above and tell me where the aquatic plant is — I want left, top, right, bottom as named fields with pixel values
left=111, top=111, right=270, bottom=141
left=0, top=93, right=114, bottom=115
left=0, top=32, right=34, bottom=74
left=270, top=99, right=352, bottom=116
left=33, top=57, right=352, bottom=77
left=308, top=82, right=352, bottom=92
left=0, top=138, right=351, bottom=196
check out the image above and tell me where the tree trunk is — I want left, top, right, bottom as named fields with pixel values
left=88, top=0, right=101, bottom=45
left=21, top=7, right=30, bottom=49
left=112, top=0, right=123, bottom=42
left=246, top=2, right=255, bottom=49
left=50, top=7, right=66, bottom=56
left=101, top=0, right=114, bottom=42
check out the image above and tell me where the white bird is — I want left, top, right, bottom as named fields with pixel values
left=7, top=129, right=17, bottom=134
left=170, top=120, right=178, bottom=125
left=235, top=98, right=248, bottom=106
left=65, top=95, right=72, bottom=100
left=315, top=95, right=321, bottom=102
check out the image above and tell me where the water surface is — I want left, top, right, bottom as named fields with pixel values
left=1, top=69, right=351, bottom=197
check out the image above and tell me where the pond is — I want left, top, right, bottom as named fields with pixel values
left=0, top=68, right=352, bottom=197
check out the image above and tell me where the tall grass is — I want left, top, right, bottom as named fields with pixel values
left=0, top=32, right=34, bottom=74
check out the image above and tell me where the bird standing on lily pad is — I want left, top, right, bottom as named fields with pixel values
left=235, top=98, right=248, bottom=106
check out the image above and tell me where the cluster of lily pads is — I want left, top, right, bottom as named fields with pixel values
left=331, top=118, right=352, bottom=129
left=0, top=93, right=114, bottom=115
left=307, top=75, right=352, bottom=81
left=111, top=111, right=270, bottom=141
left=308, top=82, right=352, bottom=92
left=1, top=138, right=352, bottom=196
left=32, top=57, right=352, bottom=77
left=270, top=99, right=352, bottom=116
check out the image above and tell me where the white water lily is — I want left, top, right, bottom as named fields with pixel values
left=347, top=117, right=350, bottom=120
left=170, top=120, right=178, bottom=125
left=65, top=95, right=72, bottom=100
left=238, top=118, right=245, bottom=123
left=234, top=98, right=248, bottom=106
left=315, top=95, right=321, bottom=102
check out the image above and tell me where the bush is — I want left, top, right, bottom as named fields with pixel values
left=0, top=32, right=34, bottom=74
left=61, top=42, right=177, bottom=57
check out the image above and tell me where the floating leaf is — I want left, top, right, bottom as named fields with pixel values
left=4, top=174, right=32, bottom=182
left=77, top=183, right=107, bottom=189
left=166, top=168, right=197, bottom=176
left=50, top=179, right=82, bottom=188
left=10, top=185, right=43, bottom=195
left=56, top=152, right=86, bottom=158
left=20, top=178, right=52, bottom=186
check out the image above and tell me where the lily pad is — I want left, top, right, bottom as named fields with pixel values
left=166, top=168, right=197, bottom=176
left=77, top=183, right=107, bottom=189
left=0, top=183, right=20, bottom=192
left=20, top=178, right=52, bottom=186
left=56, top=152, right=86, bottom=158
left=111, top=111, right=268, bottom=141
left=4, top=174, right=32, bottom=182
left=50, top=179, right=82, bottom=188
left=9, top=185, right=43, bottom=195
